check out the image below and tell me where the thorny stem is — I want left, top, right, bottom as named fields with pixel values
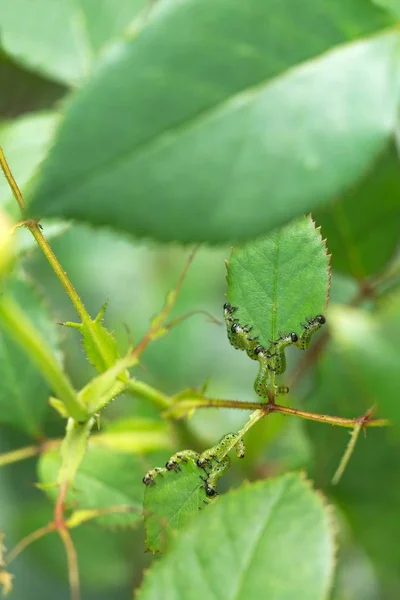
left=166, top=396, right=389, bottom=429
left=0, top=148, right=89, bottom=323
left=0, top=146, right=113, bottom=378
left=331, top=421, right=363, bottom=485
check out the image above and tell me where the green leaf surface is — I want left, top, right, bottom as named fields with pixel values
left=144, top=458, right=213, bottom=554
left=0, top=276, right=59, bottom=435
left=138, top=473, right=335, bottom=600
left=373, top=0, right=400, bottom=19
left=38, top=445, right=147, bottom=526
left=0, top=0, right=147, bottom=85
left=305, top=324, right=400, bottom=597
left=328, top=303, right=400, bottom=426
left=226, top=216, right=330, bottom=346
left=316, top=144, right=400, bottom=278
left=25, top=1, right=399, bottom=243
left=0, top=112, right=59, bottom=214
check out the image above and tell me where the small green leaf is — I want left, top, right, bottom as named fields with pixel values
left=38, top=446, right=146, bottom=527
left=144, top=459, right=213, bottom=554
left=137, top=473, right=335, bottom=600
left=26, top=1, right=399, bottom=243
left=226, top=216, right=330, bottom=346
left=62, top=301, right=121, bottom=373
left=0, top=276, right=60, bottom=435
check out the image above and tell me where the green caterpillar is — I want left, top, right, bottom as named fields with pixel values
left=197, top=433, right=246, bottom=468
left=252, top=331, right=297, bottom=396
left=224, top=303, right=260, bottom=360
left=201, top=457, right=230, bottom=497
left=143, top=466, right=167, bottom=486
left=268, top=331, right=298, bottom=375
left=295, top=315, right=326, bottom=350
left=143, top=449, right=200, bottom=484
left=165, top=449, right=200, bottom=472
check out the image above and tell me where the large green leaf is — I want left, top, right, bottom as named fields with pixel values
left=144, top=458, right=214, bottom=554
left=25, top=0, right=399, bottom=243
left=316, top=144, right=400, bottom=278
left=38, top=446, right=147, bottom=527
left=137, top=473, right=335, bottom=600
left=0, top=113, right=59, bottom=214
left=0, top=276, right=59, bottom=435
left=226, top=216, right=330, bottom=346
left=0, top=0, right=147, bottom=85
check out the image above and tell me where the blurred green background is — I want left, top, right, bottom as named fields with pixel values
left=1, top=1, right=400, bottom=598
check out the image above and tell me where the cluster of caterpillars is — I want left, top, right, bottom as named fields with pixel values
left=224, top=302, right=326, bottom=397
left=143, top=433, right=246, bottom=497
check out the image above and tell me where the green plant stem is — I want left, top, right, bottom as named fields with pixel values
left=331, top=423, right=363, bottom=485
left=0, top=295, right=87, bottom=420
left=6, top=523, right=56, bottom=564
left=126, top=378, right=171, bottom=408
left=0, top=147, right=107, bottom=358
left=0, top=445, right=39, bottom=466
left=219, top=409, right=267, bottom=461
left=0, top=439, right=61, bottom=467
left=268, top=403, right=388, bottom=428
left=58, top=527, right=80, bottom=600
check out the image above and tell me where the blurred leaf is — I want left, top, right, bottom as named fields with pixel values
left=0, top=113, right=59, bottom=214
left=26, top=1, right=399, bottom=243
left=226, top=216, right=330, bottom=345
left=373, top=0, right=400, bottom=19
left=0, top=276, right=59, bottom=435
left=144, top=458, right=213, bottom=554
left=0, top=0, right=147, bottom=85
left=17, top=503, right=136, bottom=590
left=328, top=303, right=400, bottom=425
left=0, top=51, right=66, bottom=118
left=93, top=417, right=173, bottom=453
left=305, top=326, right=400, bottom=598
left=316, top=144, right=400, bottom=278
left=38, top=446, right=146, bottom=527
left=138, top=473, right=335, bottom=600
